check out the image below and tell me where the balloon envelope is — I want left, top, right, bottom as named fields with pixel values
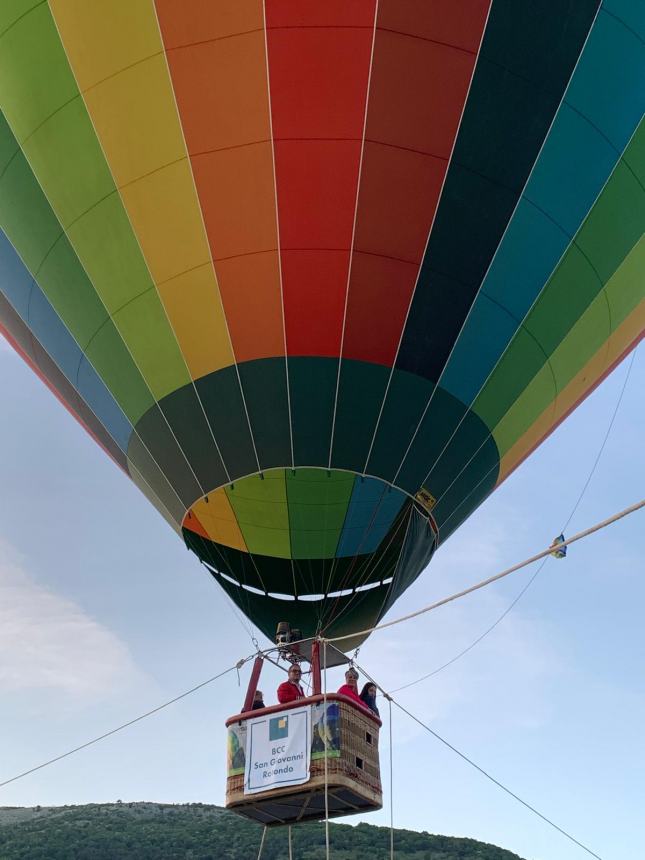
left=0, top=1, right=643, bottom=648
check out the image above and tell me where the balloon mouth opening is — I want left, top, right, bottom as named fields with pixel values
left=181, top=466, right=410, bottom=561
left=202, top=569, right=395, bottom=601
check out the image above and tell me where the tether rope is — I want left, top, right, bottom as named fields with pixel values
left=325, top=499, right=644, bottom=645
left=0, top=656, right=254, bottom=789
left=0, top=636, right=609, bottom=859
left=323, top=640, right=331, bottom=860
left=256, top=825, right=267, bottom=859
left=393, top=350, right=638, bottom=692
left=392, top=697, right=603, bottom=860
left=388, top=696, right=394, bottom=860
left=353, top=659, right=603, bottom=860
left=559, top=349, right=638, bottom=536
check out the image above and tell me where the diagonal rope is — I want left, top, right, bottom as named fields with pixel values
left=560, top=347, right=638, bottom=534
left=256, top=825, right=267, bottom=859
left=354, top=659, right=604, bottom=860
left=388, top=696, right=394, bottom=860
left=325, top=499, right=644, bottom=645
left=392, top=697, right=604, bottom=860
left=0, top=657, right=254, bottom=790
left=391, top=560, right=547, bottom=694
left=392, top=348, right=638, bottom=692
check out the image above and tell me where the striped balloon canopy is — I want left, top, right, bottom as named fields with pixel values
left=0, top=1, right=643, bottom=650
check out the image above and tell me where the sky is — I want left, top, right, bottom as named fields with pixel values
left=0, top=332, right=643, bottom=860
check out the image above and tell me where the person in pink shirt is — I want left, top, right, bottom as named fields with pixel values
left=336, top=667, right=364, bottom=706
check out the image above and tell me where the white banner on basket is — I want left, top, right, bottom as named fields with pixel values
left=244, top=706, right=311, bottom=795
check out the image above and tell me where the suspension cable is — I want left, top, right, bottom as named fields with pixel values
left=389, top=566, right=543, bottom=693
left=388, top=696, right=394, bottom=860
left=0, top=655, right=254, bottom=789
left=393, top=350, right=638, bottom=692
left=256, top=825, right=267, bottom=859
left=323, top=639, right=331, bottom=859
left=393, top=697, right=603, bottom=860
left=353, top=659, right=604, bottom=860
left=326, top=499, right=644, bottom=645
left=561, top=348, right=637, bottom=535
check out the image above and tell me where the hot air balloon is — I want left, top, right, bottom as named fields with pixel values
left=0, top=0, right=643, bottom=660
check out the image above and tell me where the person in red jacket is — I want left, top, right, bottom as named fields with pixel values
left=277, top=663, right=305, bottom=704
left=337, top=667, right=364, bottom=706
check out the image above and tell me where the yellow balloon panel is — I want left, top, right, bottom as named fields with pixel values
left=189, top=493, right=248, bottom=553
left=50, top=0, right=236, bottom=379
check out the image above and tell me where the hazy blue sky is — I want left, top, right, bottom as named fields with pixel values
left=0, top=333, right=642, bottom=860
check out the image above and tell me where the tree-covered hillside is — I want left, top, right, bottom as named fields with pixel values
left=0, top=802, right=525, bottom=859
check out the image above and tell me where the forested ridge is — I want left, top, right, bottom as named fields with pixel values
left=0, top=802, right=525, bottom=859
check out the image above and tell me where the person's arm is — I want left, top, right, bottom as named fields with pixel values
left=337, top=684, right=363, bottom=704
left=277, top=682, right=289, bottom=704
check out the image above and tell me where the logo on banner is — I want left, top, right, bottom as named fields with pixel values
left=269, top=716, right=289, bottom=741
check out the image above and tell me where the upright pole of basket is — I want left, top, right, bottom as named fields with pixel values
left=389, top=696, right=394, bottom=859
left=288, top=824, right=293, bottom=860
left=311, top=639, right=322, bottom=695
left=242, top=655, right=263, bottom=713
left=322, top=638, right=330, bottom=858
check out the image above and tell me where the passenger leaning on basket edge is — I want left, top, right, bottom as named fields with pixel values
left=337, top=667, right=364, bottom=706
left=277, top=663, right=305, bottom=703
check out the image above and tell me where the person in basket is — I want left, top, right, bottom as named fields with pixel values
left=277, top=663, right=305, bottom=703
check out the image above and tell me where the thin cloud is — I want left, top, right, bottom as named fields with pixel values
left=0, top=538, right=143, bottom=700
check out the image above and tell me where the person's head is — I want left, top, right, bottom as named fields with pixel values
left=288, top=664, right=302, bottom=684
left=345, top=667, right=359, bottom=690
left=360, top=682, right=376, bottom=701
left=254, top=690, right=264, bottom=702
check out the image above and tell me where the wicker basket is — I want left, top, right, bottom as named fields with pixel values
left=225, top=695, right=382, bottom=826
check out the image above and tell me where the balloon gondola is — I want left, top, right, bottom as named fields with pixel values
left=0, top=0, right=643, bottom=828
left=225, top=635, right=382, bottom=826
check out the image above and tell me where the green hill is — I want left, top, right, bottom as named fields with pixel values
left=0, top=802, right=525, bottom=859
